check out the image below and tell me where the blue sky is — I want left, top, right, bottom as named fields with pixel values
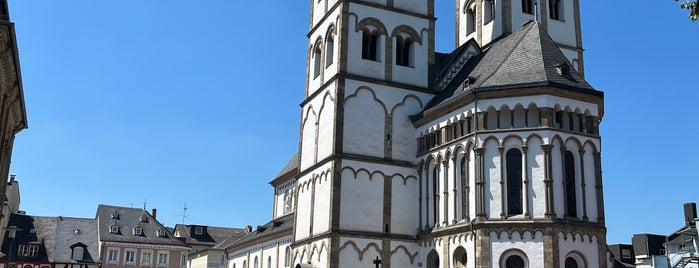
left=7, top=1, right=698, bottom=244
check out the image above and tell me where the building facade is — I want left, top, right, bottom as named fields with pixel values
left=227, top=0, right=607, bottom=267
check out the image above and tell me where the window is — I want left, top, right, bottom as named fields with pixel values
left=466, top=3, right=476, bottom=35
left=253, top=257, right=258, bottom=268
left=505, top=255, right=525, bottom=268
left=28, top=245, right=39, bottom=257
left=158, top=252, right=169, bottom=266
left=242, top=261, right=247, bottom=268
left=267, top=256, right=271, bottom=268
left=313, top=44, right=322, bottom=78
left=72, top=247, right=84, bottom=261
left=484, top=0, right=496, bottom=23
left=194, top=226, right=203, bottom=235
left=506, top=149, right=523, bottom=216
left=184, top=253, right=190, bottom=268
left=157, top=229, right=167, bottom=237
left=125, top=250, right=136, bottom=264
left=522, top=0, right=533, bottom=14
left=427, top=250, right=439, bottom=268
left=108, top=249, right=120, bottom=263
left=111, top=212, right=119, bottom=219
left=134, top=227, right=143, bottom=236
left=549, top=0, right=563, bottom=20
left=218, top=254, right=225, bottom=268
left=564, top=151, right=577, bottom=217
left=564, top=257, right=578, bottom=268
left=110, top=225, right=119, bottom=234
left=361, top=29, right=380, bottom=61
left=283, top=189, right=294, bottom=214
left=140, top=215, right=148, bottom=222
left=621, top=248, right=631, bottom=258
left=325, top=33, right=334, bottom=67
left=17, top=244, right=27, bottom=256
left=142, top=252, right=153, bottom=265
left=395, top=35, right=413, bottom=67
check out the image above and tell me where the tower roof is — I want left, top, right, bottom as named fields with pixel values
left=423, top=21, right=601, bottom=113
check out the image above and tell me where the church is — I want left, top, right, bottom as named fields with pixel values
left=223, top=0, right=608, bottom=267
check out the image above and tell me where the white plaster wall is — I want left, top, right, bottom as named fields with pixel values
left=511, top=0, right=537, bottom=33
left=339, top=167, right=384, bottom=232
left=391, top=95, right=423, bottom=162
left=392, top=31, right=429, bottom=87
left=560, top=48, right=579, bottom=68
left=300, top=106, right=318, bottom=171
left=308, top=8, right=342, bottom=98
left=312, top=0, right=327, bottom=28
left=308, top=240, right=329, bottom=268
left=584, top=143, right=598, bottom=222
left=343, top=86, right=386, bottom=158
left=552, top=139, right=565, bottom=218
left=558, top=232, right=600, bottom=268
left=528, top=137, right=547, bottom=218
left=361, top=0, right=387, bottom=6
left=546, top=0, right=578, bottom=48
left=490, top=231, right=545, bottom=268
left=449, top=235, right=476, bottom=268
left=317, top=89, right=336, bottom=161
left=313, top=171, right=332, bottom=235
left=338, top=238, right=382, bottom=267
left=485, top=138, right=501, bottom=219
left=391, top=241, right=420, bottom=268
left=347, top=3, right=431, bottom=86
left=393, top=0, right=429, bottom=15
left=295, top=174, right=314, bottom=240
left=480, top=0, right=503, bottom=46
left=391, top=174, right=419, bottom=235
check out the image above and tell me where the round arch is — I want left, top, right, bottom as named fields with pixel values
left=453, top=246, right=468, bottom=268
left=499, top=249, right=529, bottom=268
left=427, top=250, right=440, bottom=268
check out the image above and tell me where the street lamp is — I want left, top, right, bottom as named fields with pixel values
left=5, top=226, right=18, bottom=268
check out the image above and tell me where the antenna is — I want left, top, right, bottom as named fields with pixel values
left=143, top=199, right=147, bottom=210
left=179, top=203, right=188, bottom=224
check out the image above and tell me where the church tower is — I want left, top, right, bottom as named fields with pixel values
left=455, top=0, right=585, bottom=76
left=293, top=0, right=437, bottom=267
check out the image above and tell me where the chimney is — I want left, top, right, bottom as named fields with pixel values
left=9, top=174, right=15, bottom=183
left=151, top=208, right=157, bottom=219
left=684, top=203, right=696, bottom=227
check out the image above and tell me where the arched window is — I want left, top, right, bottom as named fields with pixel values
left=549, top=0, right=563, bottom=20
left=506, top=149, right=523, bottom=216
left=564, top=151, right=577, bottom=217
left=325, top=33, right=334, bottom=67
left=267, top=256, right=272, bottom=268
left=432, top=166, right=439, bottom=226
left=460, top=156, right=468, bottom=219
left=242, top=260, right=247, bottom=268
left=484, top=0, right=496, bottom=23
left=254, top=257, right=259, bottom=268
left=395, top=35, right=413, bottom=67
left=565, top=257, right=578, bottom=268
left=427, top=251, right=440, bottom=268
left=521, top=0, right=533, bottom=14
left=505, top=255, right=525, bottom=268
left=466, top=4, right=476, bottom=35
left=362, top=29, right=380, bottom=61
left=313, top=44, right=322, bottom=78
left=453, top=247, right=467, bottom=268
left=233, top=264, right=236, bottom=268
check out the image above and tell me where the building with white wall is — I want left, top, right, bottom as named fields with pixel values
left=226, top=0, right=607, bottom=267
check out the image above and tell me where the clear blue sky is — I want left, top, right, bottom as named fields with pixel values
left=7, top=1, right=698, bottom=245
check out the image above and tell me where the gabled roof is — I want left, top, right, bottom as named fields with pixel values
left=0, top=214, right=99, bottom=264
left=220, top=213, right=293, bottom=250
left=422, top=21, right=601, bottom=114
left=173, top=224, right=246, bottom=247
left=96, top=204, right=188, bottom=248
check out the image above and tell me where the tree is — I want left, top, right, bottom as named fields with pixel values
left=676, top=0, right=698, bottom=21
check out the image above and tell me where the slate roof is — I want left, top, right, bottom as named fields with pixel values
left=275, top=153, right=299, bottom=179
left=220, top=213, right=293, bottom=250
left=96, top=204, right=188, bottom=248
left=0, top=214, right=99, bottom=264
left=423, top=21, right=602, bottom=113
left=174, top=224, right=246, bottom=252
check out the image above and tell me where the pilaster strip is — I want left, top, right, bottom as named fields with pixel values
left=542, top=144, right=555, bottom=219
left=522, top=145, right=530, bottom=219
left=442, top=158, right=449, bottom=225
left=499, top=145, right=506, bottom=219
left=452, top=154, right=459, bottom=223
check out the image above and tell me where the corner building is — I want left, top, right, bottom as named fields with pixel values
left=230, top=0, right=608, bottom=267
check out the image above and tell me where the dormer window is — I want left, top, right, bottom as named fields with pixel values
left=134, top=227, right=143, bottom=236
left=71, top=244, right=87, bottom=261
left=110, top=225, right=119, bottom=234
left=194, top=226, right=203, bottom=235
left=139, top=215, right=148, bottom=223
left=156, top=229, right=167, bottom=237
left=111, top=212, right=119, bottom=219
